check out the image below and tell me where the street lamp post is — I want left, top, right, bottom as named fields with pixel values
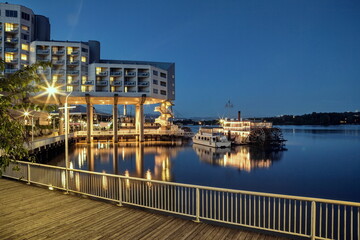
left=60, top=91, right=74, bottom=193
left=24, top=111, right=34, bottom=144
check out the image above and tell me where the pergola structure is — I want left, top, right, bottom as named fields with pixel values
left=31, top=91, right=168, bottom=143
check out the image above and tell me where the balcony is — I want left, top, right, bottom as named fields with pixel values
left=110, top=71, right=122, bottom=76
left=37, top=69, right=50, bottom=74
left=53, top=50, right=65, bottom=55
left=38, top=59, right=50, bottom=63
left=52, top=60, right=65, bottom=65
left=111, top=81, right=122, bottom=86
left=138, top=81, right=149, bottom=86
left=69, top=80, right=80, bottom=85
left=125, top=72, right=136, bottom=77
left=96, top=71, right=108, bottom=76
left=52, top=69, right=65, bottom=75
left=37, top=49, right=50, bottom=54
left=96, top=80, right=108, bottom=86
left=67, top=60, right=79, bottom=65
left=56, top=79, right=65, bottom=84
left=5, top=69, right=18, bottom=73
left=67, top=70, right=79, bottom=75
left=138, top=72, right=149, bottom=77
left=83, top=80, right=94, bottom=85
left=5, top=28, right=18, bottom=33
left=124, top=81, right=136, bottom=86
left=5, top=59, right=18, bottom=64
left=69, top=51, right=79, bottom=55
left=5, top=37, right=18, bottom=43
left=5, top=48, right=18, bottom=53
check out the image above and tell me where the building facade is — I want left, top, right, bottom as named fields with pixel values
left=0, top=2, right=175, bottom=102
left=0, top=2, right=175, bottom=142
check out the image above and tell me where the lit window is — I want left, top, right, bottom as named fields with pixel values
left=67, top=86, right=73, bottom=92
left=52, top=75, right=58, bottom=81
left=5, top=23, right=16, bottom=31
left=22, top=44, right=29, bottom=51
left=96, top=67, right=101, bottom=74
left=67, top=47, right=73, bottom=55
left=21, top=54, right=27, bottom=61
left=110, top=77, right=114, bottom=81
left=21, top=25, right=29, bottom=31
left=5, top=53, right=14, bottom=62
left=81, top=56, right=87, bottom=62
left=124, top=87, right=128, bottom=93
left=67, top=76, right=73, bottom=83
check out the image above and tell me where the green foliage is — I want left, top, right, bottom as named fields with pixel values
left=0, top=60, right=50, bottom=176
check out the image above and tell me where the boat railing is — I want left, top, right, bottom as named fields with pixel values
left=3, top=161, right=359, bottom=240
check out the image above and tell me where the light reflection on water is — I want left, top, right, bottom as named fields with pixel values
left=47, top=125, right=360, bottom=202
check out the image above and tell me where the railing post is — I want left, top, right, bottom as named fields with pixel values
left=65, top=169, right=69, bottom=194
left=117, top=177, right=123, bottom=206
left=311, top=201, right=316, bottom=240
left=26, top=164, right=31, bottom=185
left=194, top=188, right=200, bottom=222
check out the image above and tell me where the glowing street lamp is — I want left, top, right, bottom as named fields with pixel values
left=24, top=111, right=34, bottom=143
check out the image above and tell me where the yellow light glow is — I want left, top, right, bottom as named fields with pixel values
left=21, top=25, right=29, bottom=31
left=46, top=86, right=58, bottom=95
left=81, top=56, right=87, bottom=62
left=24, top=111, right=29, bottom=116
left=21, top=54, right=27, bottom=61
left=22, top=44, right=29, bottom=51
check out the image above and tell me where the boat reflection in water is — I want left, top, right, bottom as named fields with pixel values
left=192, top=144, right=285, bottom=172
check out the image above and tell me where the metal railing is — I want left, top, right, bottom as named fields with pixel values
left=3, top=161, right=359, bottom=240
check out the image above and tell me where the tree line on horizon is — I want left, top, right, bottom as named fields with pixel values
left=174, top=112, right=360, bottom=126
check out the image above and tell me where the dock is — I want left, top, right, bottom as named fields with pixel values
left=0, top=178, right=288, bottom=240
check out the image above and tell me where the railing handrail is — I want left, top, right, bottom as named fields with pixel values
left=9, top=160, right=360, bottom=207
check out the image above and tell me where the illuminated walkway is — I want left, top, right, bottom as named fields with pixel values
left=0, top=179, right=289, bottom=240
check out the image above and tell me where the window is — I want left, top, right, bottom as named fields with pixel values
left=160, top=81, right=166, bottom=87
left=96, top=67, right=102, bottom=74
left=22, top=44, right=29, bottom=51
left=52, top=75, right=58, bottom=81
left=153, top=70, right=158, bottom=76
left=21, top=54, right=27, bottom=61
left=160, top=90, right=166, bottom=95
left=153, top=89, right=158, bottom=94
left=67, top=47, right=73, bottom=55
left=82, top=76, right=87, bottom=83
left=6, top=10, right=18, bottom=18
left=81, top=56, right=87, bottom=63
left=5, top=53, right=14, bottom=62
left=5, top=23, right=16, bottom=31
left=153, top=79, right=158, bottom=85
left=66, top=86, right=73, bottom=92
left=21, top=33, right=29, bottom=40
left=21, top=25, right=29, bottom=31
left=160, top=72, right=167, bottom=78
left=67, top=75, right=73, bottom=83
left=21, top=12, right=30, bottom=21
left=82, top=47, right=88, bottom=53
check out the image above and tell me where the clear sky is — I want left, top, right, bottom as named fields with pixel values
left=9, top=0, right=360, bottom=118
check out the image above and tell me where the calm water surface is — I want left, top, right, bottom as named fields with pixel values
left=48, top=125, right=360, bottom=202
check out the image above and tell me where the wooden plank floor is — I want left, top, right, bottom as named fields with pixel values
left=0, top=178, right=291, bottom=240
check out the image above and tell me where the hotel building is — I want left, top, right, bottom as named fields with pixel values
left=0, top=2, right=175, bottom=142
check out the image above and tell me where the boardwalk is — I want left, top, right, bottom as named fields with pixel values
left=0, top=178, right=290, bottom=240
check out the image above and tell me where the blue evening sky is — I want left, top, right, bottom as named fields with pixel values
left=10, top=0, right=360, bottom=118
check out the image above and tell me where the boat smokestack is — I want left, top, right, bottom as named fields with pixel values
left=238, top=111, right=241, bottom=121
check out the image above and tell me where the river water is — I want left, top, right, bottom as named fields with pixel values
left=47, top=125, right=360, bottom=202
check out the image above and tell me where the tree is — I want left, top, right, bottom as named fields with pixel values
left=0, top=60, right=49, bottom=176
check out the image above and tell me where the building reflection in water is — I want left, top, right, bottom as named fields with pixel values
left=192, top=144, right=285, bottom=172
left=63, top=140, right=283, bottom=183
left=66, top=141, right=184, bottom=181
